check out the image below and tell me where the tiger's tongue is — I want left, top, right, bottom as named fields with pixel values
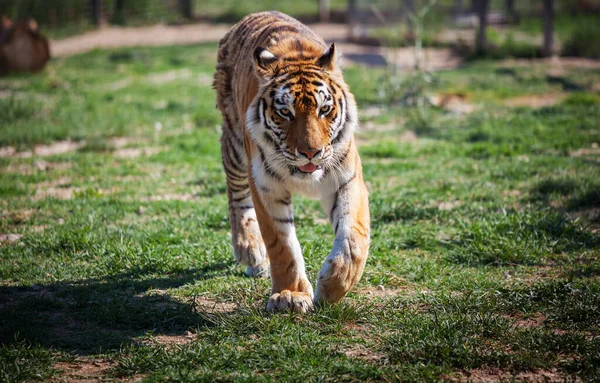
left=299, top=163, right=318, bottom=173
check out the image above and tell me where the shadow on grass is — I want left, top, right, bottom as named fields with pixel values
left=530, top=177, right=600, bottom=213
left=0, top=262, right=236, bottom=355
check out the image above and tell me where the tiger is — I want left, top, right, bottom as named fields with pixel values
left=213, top=11, right=370, bottom=313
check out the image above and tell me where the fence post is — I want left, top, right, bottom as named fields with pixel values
left=542, top=0, right=554, bottom=57
left=178, top=0, right=193, bottom=20
left=347, top=0, right=357, bottom=41
left=475, top=0, right=488, bottom=55
left=90, top=0, right=103, bottom=26
left=319, top=0, right=330, bottom=22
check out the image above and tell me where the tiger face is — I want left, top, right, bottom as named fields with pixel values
left=247, top=42, right=355, bottom=180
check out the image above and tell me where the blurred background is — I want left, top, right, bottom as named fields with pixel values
left=1, top=0, right=599, bottom=59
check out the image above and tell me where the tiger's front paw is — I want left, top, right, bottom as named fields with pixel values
left=266, top=290, right=313, bottom=314
left=246, top=262, right=270, bottom=278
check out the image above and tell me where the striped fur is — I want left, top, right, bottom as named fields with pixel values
left=213, top=11, right=370, bottom=312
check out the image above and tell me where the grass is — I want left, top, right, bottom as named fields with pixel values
left=1, top=42, right=599, bottom=382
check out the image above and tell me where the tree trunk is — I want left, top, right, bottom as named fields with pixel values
left=475, top=0, right=489, bottom=54
left=115, top=0, right=125, bottom=13
left=347, top=0, right=357, bottom=41
left=113, top=0, right=125, bottom=24
left=404, top=0, right=415, bottom=36
left=505, top=0, right=518, bottom=23
left=90, top=0, right=102, bottom=26
left=542, top=0, right=554, bottom=57
left=319, top=0, right=330, bottom=22
left=455, top=0, right=464, bottom=16
left=178, top=0, right=193, bottom=20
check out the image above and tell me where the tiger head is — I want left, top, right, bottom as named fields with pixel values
left=247, top=40, right=357, bottom=179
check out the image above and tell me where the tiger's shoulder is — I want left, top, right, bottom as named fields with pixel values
left=216, top=12, right=327, bottom=68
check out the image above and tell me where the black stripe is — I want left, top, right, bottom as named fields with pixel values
left=226, top=135, right=243, bottom=168
left=259, top=185, right=271, bottom=193
left=330, top=196, right=338, bottom=219
left=257, top=24, right=300, bottom=45
left=232, top=192, right=251, bottom=202
left=276, top=197, right=291, bottom=205
left=263, top=131, right=277, bottom=146
left=223, top=165, right=246, bottom=181
left=335, top=141, right=352, bottom=166
left=263, top=161, right=284, bottom=181
left=338, top=172, right=357, bottom=193
left=274, top=217, right=294, bottom=224
left=229, top=183, right=248, bottom=192
left=260, top=98, right=268, bottom=124
left=266, top=236, right=278, bottom=249
left=238, top=205, right=253, bottom=211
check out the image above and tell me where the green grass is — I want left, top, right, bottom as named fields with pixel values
left=1, top=43, right=599, bottom=382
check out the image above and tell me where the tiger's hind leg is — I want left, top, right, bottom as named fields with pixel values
left=220, top=122, right=270, bottom=277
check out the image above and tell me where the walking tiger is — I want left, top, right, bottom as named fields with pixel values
left=213, top=11, right=370, bottom=313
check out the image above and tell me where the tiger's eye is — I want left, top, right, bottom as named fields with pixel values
left=280, top=108, right=290, bottom=115
left=320, top=105, right=330, bottom=115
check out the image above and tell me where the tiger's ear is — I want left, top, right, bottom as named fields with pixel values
left=317, top=42, right=336, bottom=71
left=253, top=47, right=278, bottom=78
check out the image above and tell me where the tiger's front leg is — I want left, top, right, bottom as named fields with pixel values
left=248, top=177, right=314, bottom=313
left=316, top=150, right=370, bottom=304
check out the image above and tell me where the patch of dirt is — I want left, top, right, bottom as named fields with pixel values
left=509, top=312, right=548, bottom=329
left=50, top=23, right=232, bottom=57
left=48, top=22, right=464, bottom=70
left=191, top=296, right=237, bottom=314
left=136, top=331, right=197, bottom=349
left=569, top=144, right=600, bottom=162
left=146, top=69, right=212, bottom=86
left=448, top=367, right=581, bottom=383
left=504, top=94, right=565, bottom=108
left=108, top=137, right=140, bottom=148
left=104, top=77, right=133, bottom=91
left=31, top=177, right=116, bottom=201
left=430, top=93, right=475, bottom=114
left=3, top=160, right=72, bottom=175
left=358, top=277, right=421, bottom=298
left=0, top=146, right=16, bottom=157
left=140, top=193, right=196, bottom=202
left=343, top=344, right=387, bottom=364
left=436, top=200, right=462, bottom=211
left=113, top=147, right=161, bottom=159
left=33, top=187, right=79, bottom=201
left=0, top=233, right=22, bottom=244
left=32, top=177, right=77, bottom=201
left=339, top=43, right=464, bottom=70
left=1, top=208, right=36, bottom=224
left=360, top=106, right=384, bottom=119
left=502, top=57, right=600, bottom=71
left=398, top=130, right=418, bottom=142
left=52, top=358, right=142, bottom=383
left=502, top=190, right=522, bottom=197
left=0, top=141, right=84, bottom=158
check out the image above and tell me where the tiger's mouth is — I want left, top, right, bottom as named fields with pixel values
left=297, top=163, right=322, bottom=174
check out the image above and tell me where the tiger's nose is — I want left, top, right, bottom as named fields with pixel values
left=299, top=148, right=321, bottom=160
